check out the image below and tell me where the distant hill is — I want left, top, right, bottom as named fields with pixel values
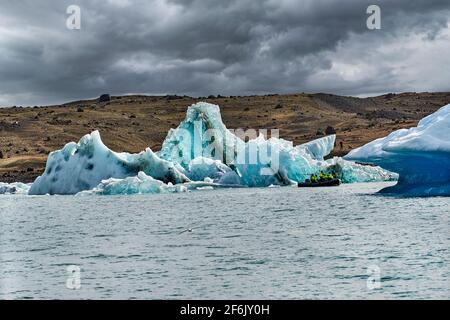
left=1, top=91, right=450, bottom=182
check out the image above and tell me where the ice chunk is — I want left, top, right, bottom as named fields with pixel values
left=156, top=102, right=394, bottom=187
left=296, top=135, right=336, bottom=160
left=29, top=131, right=189, bottom=195
left=81, top=171, right=187, bottom=195
left=0, top=182, right=31, bottom=195
left=345, top=104, right=450, bottom=196
left=158, top=102, right=243, bottom=168
left=217, top=171, right=242, bottom=185
left=186, top=157, right=232, bottom=181
left=79, top=171, right=242, bottom=195
left=325, top=157, right=398, bottom=183
left=227, top=133, right=394, bottom=187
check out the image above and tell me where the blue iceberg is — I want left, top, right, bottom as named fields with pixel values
left=157, top=102, right=395, bottom=187
left=345, top=104, right=450, bottom=196
left=28, top=102, right=395, bottom=195
left=77, top=171, right=248, bottom=196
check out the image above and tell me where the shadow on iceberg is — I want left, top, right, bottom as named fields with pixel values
left=29, top=102, right=396, bottom=195
left=345, top=104, right=450, bottom=197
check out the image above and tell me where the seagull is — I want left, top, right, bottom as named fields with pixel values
left=178, top=228, right=193, bottom=235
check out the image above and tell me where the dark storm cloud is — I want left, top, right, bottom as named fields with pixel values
left=1, top=0, right=450, bottom=106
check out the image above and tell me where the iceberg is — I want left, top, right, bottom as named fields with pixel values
left=186, top=157, right=233, bottom=182
left=80, top=171, right=189, bottom=195
left=297, top=134, right=336, bottom=160
left=27, top=102, right=395, bottom=195
left=0, top=182, right=31, bottom=195
left=324, top=157, right=397, bottom=183
left=29, top=131, right=189, bottom=195
left=78, top=171, right=246, bottom=196
left=156, top=102, right=395, bottom=187
left=345, top=104, right=450, bottom=196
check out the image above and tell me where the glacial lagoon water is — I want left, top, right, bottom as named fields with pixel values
left=1, top=182, right=449, bottom=299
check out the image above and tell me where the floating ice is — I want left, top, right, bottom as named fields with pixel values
left=29, top=131, right=188, bottom=195
left=78, top=171, right=244, bottom=196
left=27, top=102, right=395, bottom=195
left=157, top=102, right=395, bottom=187
left=186, top=157, right=232, bottom=182
left=79, top=171, right=188, bottom=195
left=326, top=157, right=397, bottom=183
left=297, top=134, right=336, bottom=160
left=345, top=104, right=450, bottom=196
left=0, top=182, right=31, bottom=195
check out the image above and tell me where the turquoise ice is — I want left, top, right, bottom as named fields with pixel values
left=28, top=102, right=396, bottom=195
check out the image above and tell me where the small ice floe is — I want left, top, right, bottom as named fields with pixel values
left=0, top=182, right=31, bottom=195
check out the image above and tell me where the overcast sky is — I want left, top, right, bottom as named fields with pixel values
left=1, top=0, right=450, bottom=106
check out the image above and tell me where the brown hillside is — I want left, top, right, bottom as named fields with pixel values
left=1, top=92, right=449, bottom=183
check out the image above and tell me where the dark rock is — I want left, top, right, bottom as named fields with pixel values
left=275, top=103, right=283, bottom=109
left=77, top=107, right=84, bottom=112
left=316, top=130, right=325, bottom=136
left=325, top=126, right=336, bottom=135
left=0, top=150, right=3, bottom=159
left=165, top=95, right=181, bottom=101
left=98, top=94, right=111, bottom=102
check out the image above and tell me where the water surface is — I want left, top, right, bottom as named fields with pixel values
left=1, top=182, right=449, bottom=299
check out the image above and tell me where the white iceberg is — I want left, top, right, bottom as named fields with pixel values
left=78, top=171, right=245, bottom=196
left=28, top=131, right=189, bottom=195
left=186, top=157, right=232, bottom=182
left=345, top=104, right=450, bottom=196
left=0, top=182, right=31, bottom=195
left=27, top=102, right=395, bottom=195
left=297, top=134, right=336, bottom=160
left=79, top=171, right=188, bottom=195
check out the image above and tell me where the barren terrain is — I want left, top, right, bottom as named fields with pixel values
left=1, top=92, right=449, bottom=183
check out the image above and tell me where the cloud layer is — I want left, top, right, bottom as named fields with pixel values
left=1, top=0, right=450, bottom=106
